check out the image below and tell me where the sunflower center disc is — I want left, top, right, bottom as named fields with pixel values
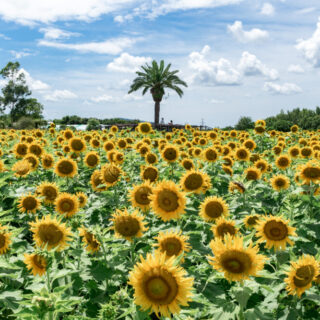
left=205, top=202, right=223, bottom=218
left=24, top=198, right=37, bottom=210
left=61, top=201, right=72, bottom=211
left=147, top=277, right=169, bottom=299
left=33, top=255, right=45, bottom=269
left=0, top=234, right=5, bottom=248
left=293, top=265, right=315, bottom=287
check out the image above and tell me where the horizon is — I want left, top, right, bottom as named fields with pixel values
left=1, top=1, right=320, bottom=127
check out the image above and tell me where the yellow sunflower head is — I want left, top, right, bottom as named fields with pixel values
left=256, top=215, right=296, bottom=251
left=76, top=192, right=88, bottom=208
left=54, top=158, right=78, bottom=178
left=202, top=147, right=218, bottom=162
left=275, top=155, right=291, bottom=170
left=128, top=251, right=194, bottom=318
left=199, top=196, right=229, bottom=222
left=234, top=147, right=250, bottom=161
left=150, top=180, right=186, bottom=221
left=288, top=146, right=300, bottom=158
left=297, top=161, right=320, bottom=184
left=244, top=215, right=260, bottom=229
left=101, top=164, right=122, bottom=187
left=41, top=153, right=54, bottom=169
left=180, top=170, right=211, bottom=194
left=228, top=181, right=246, bottom=194
left=129, top=181, right=153, bottom=211
left=270, top=174, right=290, bottom=191
left=55, top=193, right=79, bottom=218
left=141, top=165, right=159, bottom=183
left=244, top=167, right=262, bottom=181
left=212, top=217, right=237, bottom=239
left=138, top=122, right=152, bottom=134
left=145, top=152, right=158, bottom=165
left=12, top=159, right=31, bottom=178
left=161, top=145, right=179, bottom=163
left=18, top=193, right=41, bottom=214
left=0, top=224, right=12, bottom=254
left=181, top=158, right=194, bottom=171
left=90, top=170, right=107, bottom=192
left=37, top=182, right=59, bottom=205
left=254, top=159, right=269, bottom=173
left=79, top=227, right=100, bottom=253
left=13, top=143, right=28, bottom=158
left=24, top=253, right=47, bottom=276
left=24, top=153, right=39, bottom=171
left=84, top=151, right=100, bottom=168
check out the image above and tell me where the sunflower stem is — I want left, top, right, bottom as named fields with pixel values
left=46, top=267, right=54, bottom=320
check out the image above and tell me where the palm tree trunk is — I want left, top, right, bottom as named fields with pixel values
left=154, top=101, right=160, bottom=126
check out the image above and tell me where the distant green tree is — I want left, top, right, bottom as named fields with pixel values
left=0, top=61, right=43, bottom=122
left=235, top=116, right=254, bottom=130
left=86, top=118, right=101, bottom=130
left=128, top=60, right=187, bottom=125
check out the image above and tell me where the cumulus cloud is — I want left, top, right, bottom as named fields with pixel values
left=44, top=89, right=78, bottom=101
left=0, top=33, right=10, bottom=40
left=39, top=27, right=80, bottom=39
left=238, top=52, right=279, bottom=80
left=288, top=64, right=305, bottom=73
left=38, top=37, right=137, bottom=55
left=188, top=45, right=241, bottom=86
left=296, top=18, right=320, bottom=67
left=107, top=53, right=152, bottom=73
left=260, top=3, right=275, bottom=16
left=123, top=93, right=143, bottom=101
left=227, top=21, right=269, bottom=43
left=90, top=94, right=115, bottom=103
left=19, top=68, right=50, bottom=91
left=264, top=82, right=302, bottom=95
left=10, top=50, right=31, bottom=59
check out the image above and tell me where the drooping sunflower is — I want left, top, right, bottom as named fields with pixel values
left=29, top=215, right=72, bottom=251
left=79, top=227, right=100, bottom=253
left=141, top=165, right=159, bottom=183
left=150, top=181, right=186, bottom=221
left=256, top=215, right=296, bottom=251
left=24, top=253, right=47, bottom=276
left=12, top=159, right=31, bottom=178
left=244, top=167, right=262, bottom=181
left=41, top=153, right=54, bottom=169
left=199, top=196, right=229, bottom=222
left=18, top=193, right=41, bottom=214
left=228, top=181, right=245, bottom=194
left=111, top=209, right=148, bottom=241
left=37, top=182, right=59, bottom=205
left=90, top=170, right=107, bottom=192
left=270, top=174, right=290, bottom=191
left=55, top=193, right=79, bottom=218
left=69, top=137, right=86, bottom=153
left=0, top=224, right=12, bottom=254
left=84, top=151, right=100, bottom=168
left=180, top=170, right=211, bottom=194
left=284, top=255, right=319, bottom=297
left=208, top=234, right=266, bottom=282
left=154, top=230, right=190, bottom=260
left=54, top=158, right=78, bottom=178
left=101, top=164, right=122, bottom=187
left=76, top=192, right=87, bottom=208
left=128, top=251, right=194, bottom=318
left=244, top=215, right=260, bottom=229
left=275, top=155, right=291, bottom=170
left=212, top=217, right=237, bottom=239
left=129, top=181, right=153, bottom=211
left=297, top=161, right=320, bottom=184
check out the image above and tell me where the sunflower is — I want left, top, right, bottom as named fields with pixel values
left=0, top=224, right=12, bottom=254
left=270, top=174, right=290, bottom=191
left=55, top=158, right=78, bottom=178
left=18, top=194, right=41, bottom=214
left=199, top=196, right=228, bottom=222
left=234, top=147, right=250, bottom=161
left=275, top=155, right=291, bottom=170
left=208, top=235, right=266, bottom=282
left=103, top=141, right=115, bottom=152
left=69, top=137, right=86, bottom=153
left=145, top=153, right=158, bottom=165
left=28, top=143, right=43, bottom=157
left=228, top=181, right=245, bottom=193
left=128, top=251, right=193, bottom=318
left=291, top=125, right=299, bottom=133
left=24, top=153, right=39, bottom=171
left=297, top=161, right=320, bottom=184
left=63, top=129, right=74, bottom=140
left=0, top=160, right=5, bottom=173
left=90, top=170, right=107, bottom=192
left=180, top=170, right=211, bottom=194
left=288, top=146, right=300, bottom=158
left=41, top=153, right=54, bottom=169
left=84, top=151, right=100, bottom=168
left=201, top=148, right=218, bottom=162
left=12, top=159, right=31, bottom=178
left=55, top=193, right=79, bottom=218
left=181, top=158, right=194, bottom=171
left=111, top=209, right=148, bottom=242
left=161, top=145, right=179, bottom=163
left=154, top=230, right=190, bottom=260
left=254, top=125, right=265, bottom=135
left=129, top=181, right=153, bottom=211
left=24, top=253, right=47, bottom=276
left=141, top=165, right=159, bottom=183
left=138, top=122, right=152, bottom=134
left=244, top=215, right=260, bottom=229
left=150, top=181, right=186, bottom=221
left=79, top=227, right=100, bottom=253
left=101, top=164, right=122, bottom=187
left=212, top=217, right=237, bottom=239
left=76, top=192, right=87, bottom=208
left=245, top=167, right=261, bottom=181
left=37, top=182, right=59, bottom=205
left=285, top=255, right=319, bottom=297
left=243, top=139, right=256, bottom=151
left=254, top=159, right=268, bottom=173
left=300, top=147, right=313, bottom=158
left=256, top=215, right=296, bottom=251
left=223, top=165, right=233, bottom=176
left=13, top=143, right=28, bottom=158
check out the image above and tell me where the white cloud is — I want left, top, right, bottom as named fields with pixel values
left=19, top=68, right=50, bottom=91
left=119, top=79, right=131, bottom=87
left=44, top=89, right=77, bottom=101
left=38, top=37, right=137, bottom=54
left=123, top=93, right=143, bottom=101
left=210, top=99, right=224, bottom=104
left=0, top=33, right=10, bottom=40
left=90, top=94, right=115, bottom=103
left=260, top=3, right=275, bottom=16
left=288, top=64, right=305, bottom=73
left=107, top=53, right=152, bottom=73
left=296, top=18, right=320, bottom=67
left=238, top=51, right=279, bottom=80
left=264, top=82, right=302, bottom=95
left=39, top=27, right=80, bottom=39
left=0, top=0, right=137, bottom=25
left=10, top=50, right=31, bottom=59
left=0, top=79, right=6, bottom=88
left=227, top=21, right=269, bottom=43
left=296, top=7, right=316, bottom=15
left=188, top=45, right=241, bottom=86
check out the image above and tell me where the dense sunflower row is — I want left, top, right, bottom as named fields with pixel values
left=0, top=120, right=320, bottom=319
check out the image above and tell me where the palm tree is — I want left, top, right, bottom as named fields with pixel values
left=128, top=60, right=187, bottom=126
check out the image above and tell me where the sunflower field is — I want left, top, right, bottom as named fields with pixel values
left=0, top=120, right=320, bottom=320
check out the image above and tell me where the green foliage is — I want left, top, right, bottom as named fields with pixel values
left=13, top=116, right=35, bottom=129
left=235, top=116, right=255, bottom=130
left=86, top=118, right=101, bottom=131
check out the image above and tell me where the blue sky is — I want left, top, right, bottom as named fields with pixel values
left=0, top=0, right=320, bottom=127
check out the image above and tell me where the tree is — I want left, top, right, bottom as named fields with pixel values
left=86, top=118, right=101, bottom=131
left=128, top=60, right=187, bottom=125
left=235, top=116, right=254, bottom=130
left=0, top=61, right=43, bottom=121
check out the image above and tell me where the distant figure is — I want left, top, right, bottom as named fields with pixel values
left=169, top=120, right=173, bottom=126
left=160, top=117, right=165, bottom=125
